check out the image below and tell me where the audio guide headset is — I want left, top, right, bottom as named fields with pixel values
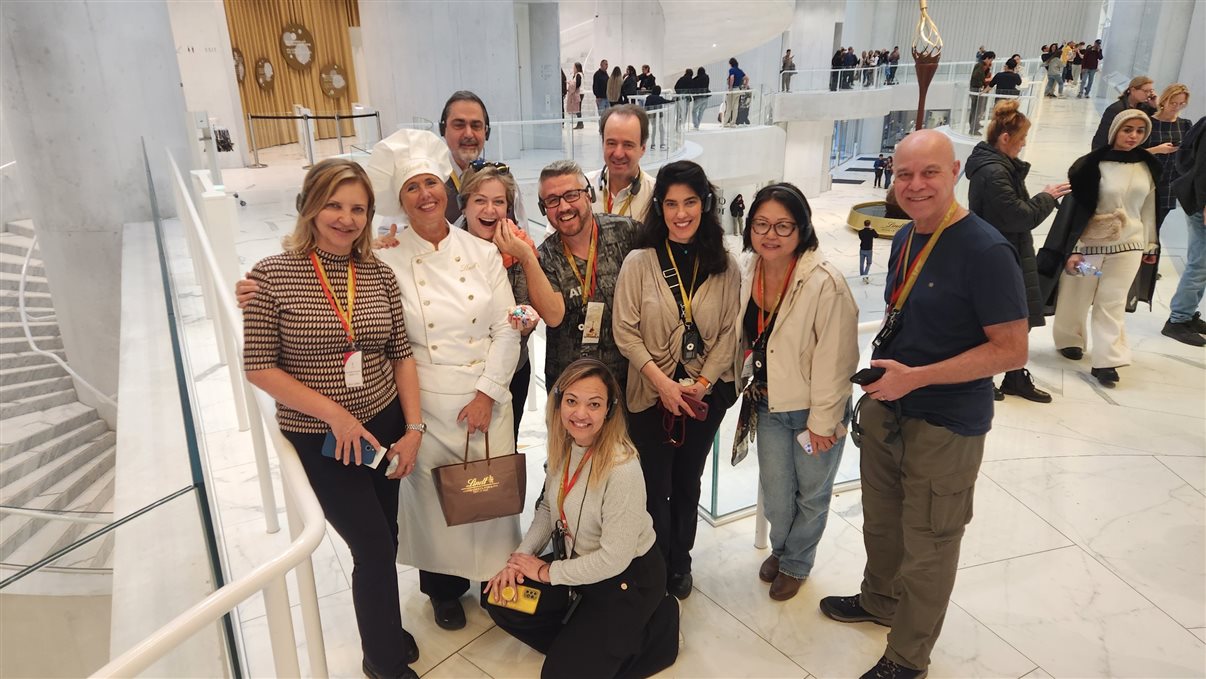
left=439, top=91, right=491, bottom=140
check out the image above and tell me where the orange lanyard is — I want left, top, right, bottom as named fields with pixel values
left=309, top=250, right=356, bottom=344
left=755, top=255, right=798, bottom=338
left=562, top=223, right=598, bottom=305
left=889, top=202, right=959, bottom=310
left=605, top=190, right=635, bottom=216
left=558, top=448, right=593, bottom=528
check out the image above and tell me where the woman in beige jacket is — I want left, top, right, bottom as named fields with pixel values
left=613, top=160, right=741, bottom=601
left=734, top=183, right=859, bottom=601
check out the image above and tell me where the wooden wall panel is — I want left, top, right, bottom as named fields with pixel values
left=223, top=0, right=359, bottom=148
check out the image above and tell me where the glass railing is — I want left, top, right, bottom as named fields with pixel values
left=775, top=59, right=1042, bottom=95
left=947, top=83, right=1042, bottom=141
left=0, top=144, right=238, bottom=676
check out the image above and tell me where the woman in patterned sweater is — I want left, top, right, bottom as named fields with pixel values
left=242, top=159, right=424, bottom=679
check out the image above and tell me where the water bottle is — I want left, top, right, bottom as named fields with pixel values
left=1074, top=260, right=1103, bottom=277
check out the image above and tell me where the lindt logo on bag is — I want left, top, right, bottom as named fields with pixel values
left=462, top=475, right=499, bottom=494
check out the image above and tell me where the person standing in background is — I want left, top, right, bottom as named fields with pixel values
left=690, top=67, right=711, bottom=130
left=1091, top=76, right=1156, bottom=149
left=724, top=58, right=746, bottom=127
left=781, top=49, right=795, bottom=92
left=1162, top=115, right=1206, bottom=346
left=1079, top=40, right=1103, bottom=98
left=1144, top=84, right=1192, bottom=231
left=566, top=62, right=584, bottom=130
left=873, top=154, right=886, bottom=188
left=593, top=59, right=611, bottom=114
left=883, top=156, right=895, bottom=190
left=607, top=66, right=624, bottom=108
left=858, top=219, right=877, bottom=283
left=729, top=193, right=746, bottom=234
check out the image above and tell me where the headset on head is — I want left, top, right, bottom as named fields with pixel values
left=749, top=182, right=814, bottom=242
left=538, top=172, right=597, bottom=216
left=439, top=91, right=491, bottom=140
left=551, top=358, right=619, bottom=420
left=651, top=187, right=714, bottom=216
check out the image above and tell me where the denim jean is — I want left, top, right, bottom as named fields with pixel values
left=755, top=401, right=845, bottom=579
left=1080, top=69, right=1097, bottom=96
left=859, top=250, right=873, bottom=276
left=1170, top=210, right=1206, bottom=323
left=1045, top=73, right=1062, bottom=96
left=691, top=95, right=708, bottom=128
left=597, top=99, right=610, bottom=114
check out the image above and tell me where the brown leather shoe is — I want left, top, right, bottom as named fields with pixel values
left=769, top=572, right=804, bottom=601
left=759, top=555, right=780, bottom=583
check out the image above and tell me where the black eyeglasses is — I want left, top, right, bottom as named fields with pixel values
left=539, top=189, right=586, bottom=209
left=750, top=220, right=798, bottom=237
left=469, top=159, right=510, bottom=175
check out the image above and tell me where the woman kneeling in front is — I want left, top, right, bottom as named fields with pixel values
left=484, top=359, right=680, bottom=679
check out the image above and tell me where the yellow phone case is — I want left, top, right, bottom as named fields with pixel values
left=488, top=585, right=541, bottom=615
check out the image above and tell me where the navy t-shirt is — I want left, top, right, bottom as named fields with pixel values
left=873, top=214, right=1026, bottom=436
left=728, top=67, right=746, bottom=88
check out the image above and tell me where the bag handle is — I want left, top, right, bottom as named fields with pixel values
left=462, top=429, right=492, bottom=468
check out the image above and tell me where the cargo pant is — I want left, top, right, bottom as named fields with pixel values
left=857, top=400, right=985, bottom=671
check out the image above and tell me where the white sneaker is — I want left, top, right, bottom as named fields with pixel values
left=675, top=595, right=685, bottom=651
left=863, top=276, right=870, bottom=284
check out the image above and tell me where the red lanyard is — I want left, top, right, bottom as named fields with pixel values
left=755, top=255, right=798, bottom=338
left=562, top=223, right=598, bottom=305
left=310, top=250, right=356, bottom=344
left=558, top=448, right=593, bottom=528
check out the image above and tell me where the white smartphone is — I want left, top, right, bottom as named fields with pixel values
left=796, top=431, right=814, bottom=455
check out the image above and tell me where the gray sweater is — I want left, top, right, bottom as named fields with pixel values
left=517, top=444, right=656, bottom=586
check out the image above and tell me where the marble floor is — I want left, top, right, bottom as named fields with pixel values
left=171, top=93, right=1205, bottom=678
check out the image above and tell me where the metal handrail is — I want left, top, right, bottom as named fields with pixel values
left=91, top=151, right=329, bottom=678
left=18, top=235, right=117, bottom=408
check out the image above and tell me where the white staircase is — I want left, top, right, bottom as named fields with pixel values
left=0, top=219, right=116, bottom=572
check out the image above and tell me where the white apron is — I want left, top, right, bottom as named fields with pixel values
left=379, top=225, right=521, bottom=580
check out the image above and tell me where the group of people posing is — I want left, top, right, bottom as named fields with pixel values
left=238, top=80, right=1204, bottom=679
left=829, top=46, right=902, bottom=91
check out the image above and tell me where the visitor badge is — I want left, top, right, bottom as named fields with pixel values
left=581, top=301, right=604, bottom=345
left=344, top=350, right=364, bottom=388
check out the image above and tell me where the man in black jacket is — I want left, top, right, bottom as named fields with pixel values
left=592, top=59, right=610, bottom=113
left=1163, top=116, right=1206, bottom=345
left=1091, top=78, right=1156, bottom=149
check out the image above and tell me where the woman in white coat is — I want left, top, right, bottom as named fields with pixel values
left=367, top=129, right=521, bottom=630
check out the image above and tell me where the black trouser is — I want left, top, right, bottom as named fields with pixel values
left=484, top=547, right=679, bottom=679
left=419, top=569, right=471, bottom=601
left=284, top=398, right=412, bottom=675
left=510, top=359, right=532, bottom=442
left=628, top=385, right=732, bottom=575
left=874, top=170, right=884, bottom=187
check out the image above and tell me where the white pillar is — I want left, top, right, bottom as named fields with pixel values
left=0, top=0, right=191, bottom=425
left=784, top=121, right=835, bottom=197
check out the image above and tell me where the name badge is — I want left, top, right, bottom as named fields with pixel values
left=344, top=350, right=364, bottom=388
left=581, top=301, right=604, bottom=345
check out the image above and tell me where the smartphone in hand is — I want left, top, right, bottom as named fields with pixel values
left=850, top=367, right=886, bottom=385
left=321, top=433, right=385, bottom=469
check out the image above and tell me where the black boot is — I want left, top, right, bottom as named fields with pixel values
left=1000, top=368, right=1052, bottom=403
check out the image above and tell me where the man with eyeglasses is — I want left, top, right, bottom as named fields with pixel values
left=587, top=104, right=657, bottom=223
left=493, top=159, right=640, bottom=395
left=437, top=91, right=530, bottom=231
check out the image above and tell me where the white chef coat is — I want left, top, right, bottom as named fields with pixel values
left=377, top=224, right=521, bottom=580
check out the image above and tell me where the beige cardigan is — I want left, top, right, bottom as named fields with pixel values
left=613, top=248, right=741, bottom=411
left=732, top=248, right=860, bottom=437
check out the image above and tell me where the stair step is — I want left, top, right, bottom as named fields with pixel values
left=0, top=321, right=58, bottom=339
left=0, top=289, right=53, bottom=309
left=0, top=254, right=45, bottom=278
left=0, top=233, right=34, bottom=259
left=0, top=349, right=69, bottom=371
left=0, top=307, right=55, bottom=324
left=0, top=402, right=99, bottom=460
left=0, top=273, right=50, bottom=293
left=0, top=389, right=78, bottom=419
left=0, top=334, right=63, bottom=355
left=0, top=446, right=115, bottom=563
left=3, top=461, right=115, bottom=569
left=3, top=220, right=35, bottom=239
left=0, top=375, right=73, bottom=403
left=0, top=360, right=69, bottom=386
left=0, top=423, right=110, bottom=487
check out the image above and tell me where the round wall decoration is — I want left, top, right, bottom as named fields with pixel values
left=255, top=57, right=275, bottom=90
left=280, top=23, right=316, bottom=70
left=320, top=63, right=348, bottom=99
left=232, top=48, right=246, bottom=84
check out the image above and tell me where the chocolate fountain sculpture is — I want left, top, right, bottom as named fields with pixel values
left=911, top=0, right=944, bottom=130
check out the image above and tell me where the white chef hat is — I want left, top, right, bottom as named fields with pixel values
left=365, top=128, right=453, bottom=218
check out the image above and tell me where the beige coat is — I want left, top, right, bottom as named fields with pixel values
left=733, top=248, right=859, bottom=437
left=613, top=248, right=740, bottom=411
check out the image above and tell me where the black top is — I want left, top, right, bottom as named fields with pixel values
left=990, top=71, right=1022, bottom=95
left=592, top=69, right=609, bottom=98
left=741, top=298, right=768, bottom=383
left=875, top=215, right=1027, bottom=436
left=858, top=227, right=877, bottom=250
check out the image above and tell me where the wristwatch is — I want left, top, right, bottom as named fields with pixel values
left=405, top=423, right=428, bottom=434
